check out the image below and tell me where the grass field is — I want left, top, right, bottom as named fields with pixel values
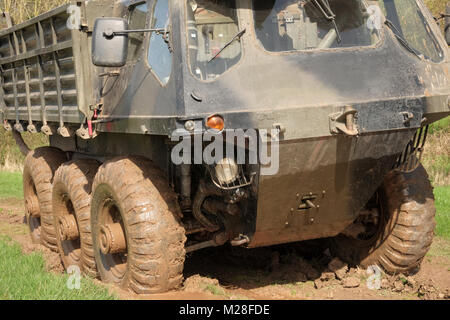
left=423, top=118, right=450, bottom=186
left=434, top=186, right=450, bottom=240
left=0, top=132, right=48, bottom=172
left=425, top=0, right=447, bottom=25
left=0, top=236, right=116, bottom=300
left=0, top=171, right=23, bottom=199
left=0, top=172, right=117, bottom=300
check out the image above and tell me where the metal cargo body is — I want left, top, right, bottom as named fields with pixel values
left=0, top=3, right=93, bottom=135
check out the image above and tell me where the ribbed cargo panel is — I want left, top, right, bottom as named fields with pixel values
left=0, top=3, right=93, bottom=131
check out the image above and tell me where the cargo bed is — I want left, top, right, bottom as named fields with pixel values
left=0, top=3, right=93, bottom=136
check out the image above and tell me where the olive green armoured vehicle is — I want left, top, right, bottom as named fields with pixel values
left=1, top=0, right=449, bottom=293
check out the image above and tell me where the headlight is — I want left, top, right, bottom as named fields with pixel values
left=215, top=158, right=239, bottom=185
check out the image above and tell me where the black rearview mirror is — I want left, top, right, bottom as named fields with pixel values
left=92, top=18, right=129, bottom=67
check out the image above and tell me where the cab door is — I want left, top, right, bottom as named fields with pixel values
left=100, top=1, right=149, bottom=114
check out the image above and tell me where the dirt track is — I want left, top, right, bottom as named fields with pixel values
left=0, top=198, right=449, bottom=300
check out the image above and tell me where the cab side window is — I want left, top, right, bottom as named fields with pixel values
left=378, top=0, right=443, bottom=63
left=187, top=0, right=242, bottom=81
left=127, top=3, right=148, bottom=63
left=148, top=0, right=172, bottom=84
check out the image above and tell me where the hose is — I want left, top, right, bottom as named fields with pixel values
left=192, top=180, right=227, bottom=232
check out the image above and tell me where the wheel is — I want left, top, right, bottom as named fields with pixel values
left=23, top=147, right=67, bottom=249
left=52, top=159, right=100, bottom=276
left=91, top=156, right=186, bottom=293
left=331, top=164, right=436, bottom=274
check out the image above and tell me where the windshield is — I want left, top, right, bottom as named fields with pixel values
left=186, top=0, right=242, bottom=81
left=253, top=0, right=380, bottom=52
left=378, top=0, right=444, bottom=62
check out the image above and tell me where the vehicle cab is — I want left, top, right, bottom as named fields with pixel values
left=92, top=0, right=449, bottom=136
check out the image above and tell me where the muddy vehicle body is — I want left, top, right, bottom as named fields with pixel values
left=1, top=0, right=449, bottom=293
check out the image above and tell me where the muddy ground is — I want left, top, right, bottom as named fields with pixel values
left=1, top=198, right=449, bottom=300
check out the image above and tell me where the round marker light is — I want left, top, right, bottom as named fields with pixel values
left=206, top=115, right=224, bottom=131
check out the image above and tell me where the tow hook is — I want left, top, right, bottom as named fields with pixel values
left=329, top=105, right=358, bottom=136
left=230, top=234, right=250, bottom=246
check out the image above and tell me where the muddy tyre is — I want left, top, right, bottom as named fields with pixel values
left=331, top=164, right=435, bottom=274
left=53, top=159, right=100, bottom=276
left=91, top=157, right=186, bottom=293
left=23, top=147, right=67, bottom=249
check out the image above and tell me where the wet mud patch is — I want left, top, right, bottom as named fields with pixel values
left=184, top=240, right=450, bottom=300
left=1, top=198, right=449, bottom=300
left=0, top=206, right=64, bottom=274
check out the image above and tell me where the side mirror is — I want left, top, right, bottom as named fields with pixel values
left=92, top=18, right=129, bottom=67
left=446, top=3, right=450, bottom=45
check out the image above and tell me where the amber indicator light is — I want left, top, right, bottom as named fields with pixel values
left=206, top=115, right=225, bottom=131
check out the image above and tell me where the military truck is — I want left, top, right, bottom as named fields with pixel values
left=0, top=0, right=449, bottom=294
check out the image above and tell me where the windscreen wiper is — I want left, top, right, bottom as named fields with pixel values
left=384, top=19, right=422, bottom=59
left=434, top=12, right=450, bottom=22
left=311, top=0, right=342, bottom=44
left=208, top=28, right=246, bottom=63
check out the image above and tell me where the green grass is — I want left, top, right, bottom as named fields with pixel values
left=425, top=154, right=450, bottom=185
left=422, top=117, right=450, bottom=186
left=204, top=284, right=226, bottom=296
left=424, top=0, right=447, bottom=33
left=427, top=237, right=450, bottom=258
left=0, top=236, right=117, bottom=300
left=434, top=186, right=450, bottom=240
left=424, top=0, right=447, bottom=19
left=429, top=118, right=450, bottom=135
left=0, top=171, right=23, bottom=199
left=0, top=131, right=48, bottom=171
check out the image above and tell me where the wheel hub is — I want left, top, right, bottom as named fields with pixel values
left=26, top=196, right=40, bottom=218
left=58, top=215, right=79, bottom=241
left=99, top=223, right=126, bottom=255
